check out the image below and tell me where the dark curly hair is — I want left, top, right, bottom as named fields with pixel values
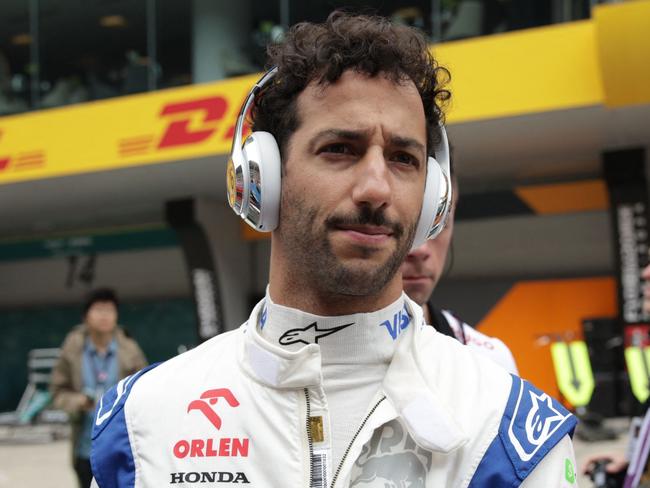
left=251, top=11, right=451, bottom=159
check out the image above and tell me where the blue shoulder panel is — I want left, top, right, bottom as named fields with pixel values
left=468, top=375, right=577, bottom=487
left=90, top=364, right=159, bottom=488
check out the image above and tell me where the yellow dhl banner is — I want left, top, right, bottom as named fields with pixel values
left=0, top=74, right=259, bottom=185
left=2, top=0, right=647, bottom=187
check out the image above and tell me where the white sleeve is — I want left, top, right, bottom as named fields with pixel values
left=492, top=337, right=520, bottom=376
left=520, top=435, right=578, bottom=487
left=91, top=479, right=100, bottom=488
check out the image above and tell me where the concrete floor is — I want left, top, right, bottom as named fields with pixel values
left=0, top=425, right=76, bottom=488
left=0, top=420, right=634, bottom=487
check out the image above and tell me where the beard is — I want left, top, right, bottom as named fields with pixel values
left=278, top=188, right=418, bottom=297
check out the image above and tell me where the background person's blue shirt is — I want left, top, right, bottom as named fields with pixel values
left=76, top=337, right=118, bottom=459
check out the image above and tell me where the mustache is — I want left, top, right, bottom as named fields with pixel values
left=325, top=206, right=405, bottom=239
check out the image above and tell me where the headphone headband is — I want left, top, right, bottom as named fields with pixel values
left=231, top=67, right=278, bottom=154
left=426, top=127, right=452, bottom=240
left=227, top=68, right=279, bottom=217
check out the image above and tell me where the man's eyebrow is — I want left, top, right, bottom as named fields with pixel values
left=389, top=135, right=426, bottom=157
left=307, top=128, right=372, bottom=152
left=307, top=129, right=426, bottom=158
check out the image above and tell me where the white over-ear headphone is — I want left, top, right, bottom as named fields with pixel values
left=226, top=67, right=452, bottom=250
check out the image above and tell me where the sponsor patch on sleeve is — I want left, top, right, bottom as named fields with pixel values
left=564, top=457, right=576, bottom=484
left=500, top=375, right=577, bottom=479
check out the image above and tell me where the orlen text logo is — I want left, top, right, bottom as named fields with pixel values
left=173, top=388, right=250, bottom=459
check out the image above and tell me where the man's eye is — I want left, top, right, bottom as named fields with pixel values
left=393, top=152, right=419, bottom=167
left=320, top=143, right=352, bottom=155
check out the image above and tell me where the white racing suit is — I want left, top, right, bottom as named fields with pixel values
left=91, top=297, right=577, bottom=487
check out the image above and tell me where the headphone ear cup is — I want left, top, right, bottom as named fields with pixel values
left=411, top=157, right=447, bottom=250
left=240, top=131, right=282, bottom=232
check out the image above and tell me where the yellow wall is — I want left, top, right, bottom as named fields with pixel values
left=594, top=0, right=650, bottom=107
left=435, top=21, right=604, bottom=123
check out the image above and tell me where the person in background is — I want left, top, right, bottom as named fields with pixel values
left=50, top=288, right=146, bottom=488
left=401, top=155, right=518, bottom=374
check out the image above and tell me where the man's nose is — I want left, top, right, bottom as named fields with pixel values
left=351, top=148, right=392, bottom=210
left=406, top=241, right=431, bottom=262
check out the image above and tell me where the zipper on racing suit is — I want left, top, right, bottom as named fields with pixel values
left=305, top=389, right=387, bottom=488
left=304, top=388, right=316, bottom=487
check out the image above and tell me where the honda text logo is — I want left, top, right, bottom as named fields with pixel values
left=170, top=471, right=249, bottom=484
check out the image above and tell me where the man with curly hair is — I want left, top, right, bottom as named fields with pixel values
left=91, top=12, right=577, bottom=487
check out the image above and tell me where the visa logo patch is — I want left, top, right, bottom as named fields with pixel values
left=379, top=306, right=410, bottom=340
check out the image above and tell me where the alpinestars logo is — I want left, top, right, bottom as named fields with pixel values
left=507, top=378, right=573, bottom=462
left=524, top=392, right=566, bottom=445
left=279, top=322, right=354, bottom=346
left=173, top=388, right=250, bottom=459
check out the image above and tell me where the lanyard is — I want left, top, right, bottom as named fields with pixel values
left=89, top=347, right=113, bottom=387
